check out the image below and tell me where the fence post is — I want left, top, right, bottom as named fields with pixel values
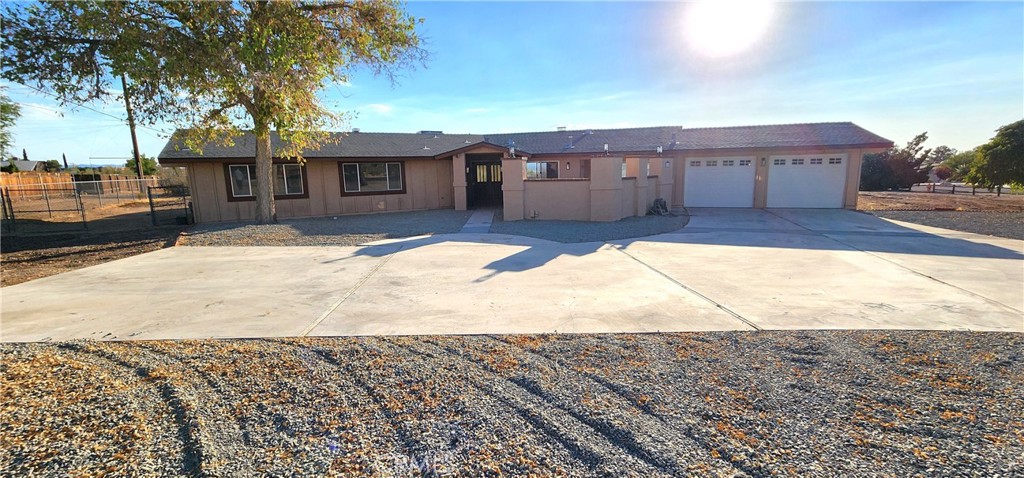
left=148, top=186, right=158, bottom=226
left=42, top=182, right=53, bottom=218
left=74, top=188, right=88, bottom=230
left=951, top=185, right=956, bottom=195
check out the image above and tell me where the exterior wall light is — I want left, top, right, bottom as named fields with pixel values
left=566, top=162, right=571, bottom=170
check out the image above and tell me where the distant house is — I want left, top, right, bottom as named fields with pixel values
left=0, top=160, right=44, bottom=172
left=158, top=122, right=893, bottom=223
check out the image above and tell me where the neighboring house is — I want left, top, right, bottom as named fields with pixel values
left=0, top=160, right=44, bottom=172
left=158, top=122, right=893, bottom=223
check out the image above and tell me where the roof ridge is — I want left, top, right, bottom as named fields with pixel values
left=680, top=121, right=855, bottom=132
left=484, top=125, right=682, bottom=136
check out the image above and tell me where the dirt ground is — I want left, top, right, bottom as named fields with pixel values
left=1, top=332, right=1020, bottom=477
left=1, top=228, right=184, bottom=287
left=858, top=191, right=1024, bottom=211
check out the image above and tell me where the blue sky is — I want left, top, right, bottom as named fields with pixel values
left=3, top=1, right=1022, bottom=166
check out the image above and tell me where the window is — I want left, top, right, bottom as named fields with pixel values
left=690, top=160, right=701, bottom=167
left=706, top=160, right=718, bottom=167
left=773, top=159, right=786, bottom=166
left=341, top=162, right=404, bottom=194
left=227, top=163, right=307, bottom=200
left=526, top=161, right=559, bottom=179
left=739, top=159, right=751, bottom=166
left=792, top=158, right=805, bottom=165
left=829, top=157, right=843, bottom=165
left=723, top=160, right=735, bottom=166
left=810, top=158, right=823, bottom=165
left=275, top=163, right=304, bottom=195
left=228, top=165, right=255, bottom=197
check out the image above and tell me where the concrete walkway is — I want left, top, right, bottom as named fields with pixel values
left=1, top=209, right=1021, bottom=341
left=459, top=209, right=495, bottom=234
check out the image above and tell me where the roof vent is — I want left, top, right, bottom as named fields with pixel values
left=418, top=130, right=443, bottom=135
left=422, top=146, right=430, bottom=150
left=557, top=126, right=567, bottom=132
left=586, top=129, right=593, bottom=135
left=464, top=139, right=472, bottom=144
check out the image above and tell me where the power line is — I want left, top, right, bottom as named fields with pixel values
left=13, top=82, right=175, bottom=136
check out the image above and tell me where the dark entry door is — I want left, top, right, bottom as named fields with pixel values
left=467, top=161, right=503, bottom=209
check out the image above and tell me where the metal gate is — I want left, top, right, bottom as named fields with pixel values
left=147, top=185, right=193, bottom=226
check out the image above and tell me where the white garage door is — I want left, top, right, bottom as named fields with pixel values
left=683, top=157, right=756, bottom=207
left=767, top=154, right=848, bottom=208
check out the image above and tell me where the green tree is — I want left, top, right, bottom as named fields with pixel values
left=0, top=88, right=20, bottom=157
left=41, top=159, right=62, bottom=172
left=967, top=120, right=1024, bottom=188
left=2, top=1, right=425, bottom=223
left=860, top=132, right=931, bottom=191
left=125, top=153, right=158, bottom=176
left=924, top=145, right=956, bottom=169
left=941, top=149, right=976, bottom=181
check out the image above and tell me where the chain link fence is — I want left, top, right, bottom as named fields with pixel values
left=1, top=178, right=191, bottom=234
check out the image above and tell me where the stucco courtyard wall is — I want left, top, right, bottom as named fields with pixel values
left=503, top=156, right=667, bottom=222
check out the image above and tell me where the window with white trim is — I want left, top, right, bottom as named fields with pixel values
left=706, top=160, right=718, bottom=166
left=341, top=162, right=404, bottom=194
left=810, top=158, right=823, bottom=165
left=773, top=159, right=786, bottom=166
left=723, top=160, right=735, bottom=166
left=829, top=157, right=843, bottom=164
left=690, top=160, right=701, bottom=167
left=526, top=161, right=559, bottom=179
left=739, top=159, right=751, bottom=166
left=228, top=164, right=306, bottom=199
left=792, top=158, right=805, bottom=165
left=228, top=165, right=256, bottom=198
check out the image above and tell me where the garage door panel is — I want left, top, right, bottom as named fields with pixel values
left=684, top=156, right=755, bottom=208
left=767, top=154, right=847, bottom=208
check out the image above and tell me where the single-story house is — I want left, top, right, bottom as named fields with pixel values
left=0, top=159, right=44, bottom=172
left=158, top=122, right=893, bottom=223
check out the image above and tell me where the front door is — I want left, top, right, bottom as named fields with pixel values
left=467, top=160, right=503, bottom=209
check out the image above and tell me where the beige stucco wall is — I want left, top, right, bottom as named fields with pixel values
left=187, top=158, right=453, bottom=223
left=522, top=179, right=591, bottom=221
left=504, top=156, right=663, bottom=222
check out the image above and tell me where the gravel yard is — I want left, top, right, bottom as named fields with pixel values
left=870, top=211, right=1024, bottom=240
left=180, top=209, right=473, bottom=246
left=489, top=212, right=689, bottom=243
left=2, top=331, right=1020, bottom=477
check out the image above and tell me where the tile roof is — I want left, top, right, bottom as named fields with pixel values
left=158, top=122, right=892, bottom=162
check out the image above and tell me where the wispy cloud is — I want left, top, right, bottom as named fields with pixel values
left=463, top=107, right=488, bottom=113
left=362, top=103, right=393, bottom=115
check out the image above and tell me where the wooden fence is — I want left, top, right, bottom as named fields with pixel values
left=0, top=172, right=160, bottom=199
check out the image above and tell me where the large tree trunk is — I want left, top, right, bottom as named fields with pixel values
left=253, top=130, right=276, bottom=224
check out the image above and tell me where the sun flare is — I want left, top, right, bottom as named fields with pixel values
left=684, top=1, right=776, bottom=58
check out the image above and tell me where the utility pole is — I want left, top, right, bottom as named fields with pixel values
left=120, top=73, right=144, bottom=180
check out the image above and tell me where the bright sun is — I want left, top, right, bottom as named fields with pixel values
left=684, top=1, right=776, bottom=58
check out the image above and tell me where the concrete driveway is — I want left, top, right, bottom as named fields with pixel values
left=2, top=209, right=1021, bottom=341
